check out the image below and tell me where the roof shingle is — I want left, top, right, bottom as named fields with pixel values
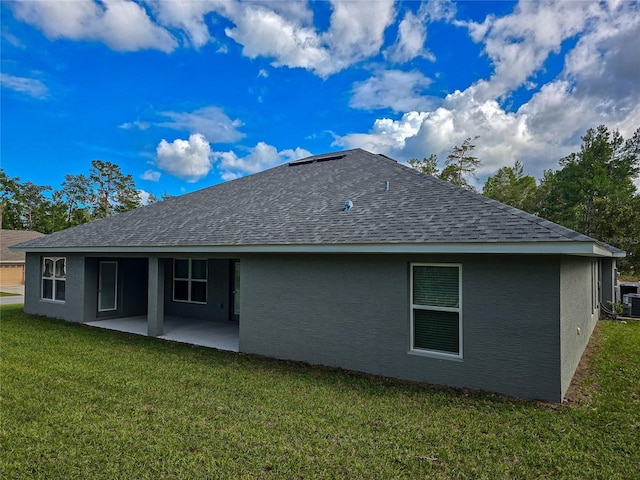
left=1, top=230, right=45, bottom=261
left=14, top=149, right=603, bottom=250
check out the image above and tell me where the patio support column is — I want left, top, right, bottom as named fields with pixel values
left=147, top=256, right=164, bottom=337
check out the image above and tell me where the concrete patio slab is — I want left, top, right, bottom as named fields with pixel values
left=86, top=316, right=239, bottom=352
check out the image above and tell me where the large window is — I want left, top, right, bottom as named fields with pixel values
left=42, top=257, right=66, bottom=302
left=173, top=259, right=207, bottom=304
left=410, top=263, right=462, bottom=359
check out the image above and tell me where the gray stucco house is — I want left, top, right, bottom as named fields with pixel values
left=13, top=149, right=623, bottom=402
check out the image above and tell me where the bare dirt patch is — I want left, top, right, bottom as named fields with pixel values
left=563, top=321, right=603, bottom=406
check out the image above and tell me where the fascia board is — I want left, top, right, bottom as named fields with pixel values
left=15, top=241, right=618, bottom=257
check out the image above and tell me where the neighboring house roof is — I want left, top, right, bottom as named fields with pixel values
left=12, top=149, right=624, bottom=257
left=1, top=229, right=45, bottom=262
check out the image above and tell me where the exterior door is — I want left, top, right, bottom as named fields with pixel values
left=230, top=260, right=240, bottom=322
left=98, top=261, right=118, bottom=312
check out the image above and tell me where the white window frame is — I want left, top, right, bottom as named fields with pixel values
left=172, top=258, right=208, bottom=304
left=409, top=262, right=463, bottom=360
left=42, top=256, right=66, bottom=303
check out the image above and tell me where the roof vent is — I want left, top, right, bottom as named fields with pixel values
left=377, top=153, right=397, bottom=162
left=289, top=153, right=346, bottom=167
left=344, top=200, right=353, bottom=212
left=384, top=181, right=390, bottom=191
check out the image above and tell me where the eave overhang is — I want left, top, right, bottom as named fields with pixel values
left=12, top=241, right=624, bottom=257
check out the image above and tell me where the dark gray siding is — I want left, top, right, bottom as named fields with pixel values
left=164, top=258, right=232, bottom=322
left=560, top=256, right=598, bottom=396
left=240, top=254, right=562, bottom=401
left=25, top=254, right=233, bottom=324
left=25, top=255, right=149, bottom=323
left=83, top=258, right=98, bottom=321
left=83, top=257, right=149, bottom=321
left=24, top=253, right=87, bottom=323
left=120, top=258, right=149, bottom=317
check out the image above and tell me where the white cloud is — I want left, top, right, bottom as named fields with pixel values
left=335, top=84, right=578, bottom=182
left=0, top=73, right=48, bottom=98
left=384, top=0, right=456, bottom=64
left=12, top=0, right=396, bottom=77
left=12, top=0, right=177, bottom=52
left=384, top=8, right=432, bottom=64
left=156, top=133, right=213, bottom=182
left=140, top=170, right=161, bottom=182
left=213, top=142, right=311, bottom=181
left=563, top=5, right=640, bottom=111
left=258, top=69, right=269, bottom=78
left=337, top=0, right=640, bottom=183
left=337, top=72, right=638, bottom=182
left=224, top=0, right=395, bottom=77
left=460, top=1, right=594, bottom=100
left=224, top=4, right=330, bottom=74
left=138, top=189, right=153, bottom=205
left=155, top=106, right=244, bottom=143
left=247, top=0, right=315, bottom=25
left=322, top=0, right=395, bottom=63
left=119, top=120, right=150, bottom=130
left=145, top=0, right=223, bottom=48
left=422, top=0, right=457, bottom=22
left=2, top=29, right=25, bottom=49
left=335, top=111, right=429, bottom=153
left=517, top=1, right=640, bottom=142
left=350, top=70, right=435, bottom=112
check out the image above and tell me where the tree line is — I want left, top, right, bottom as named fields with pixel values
left=0, top=160, right=159, bottom=233
left=409, top=125, right=640, bottom=273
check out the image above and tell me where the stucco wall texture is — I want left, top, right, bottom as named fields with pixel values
left=24, top=252, right=599, bottom=402
left=240, top=253, right=566, bottom=401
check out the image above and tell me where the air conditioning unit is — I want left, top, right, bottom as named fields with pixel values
left=620, top=283, right=640, bottom=297
left=622, top=294, right=640, bottom=318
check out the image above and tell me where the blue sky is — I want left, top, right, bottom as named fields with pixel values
left=1, top=0, right=639, bottom=200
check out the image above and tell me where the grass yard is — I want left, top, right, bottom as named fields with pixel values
left=620, top=274, right=640, bottom=282
left=0, top=292, right=20, bottom=297
left=1, top=305, right=639, bottom=479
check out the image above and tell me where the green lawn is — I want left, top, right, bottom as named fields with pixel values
left=0, top=292, right=20, bottom=297
left=1, top=305, right=639, bottom=479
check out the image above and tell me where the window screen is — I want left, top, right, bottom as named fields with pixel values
left=411, top=264, right=461, bottom=357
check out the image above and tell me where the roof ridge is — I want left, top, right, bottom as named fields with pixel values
left=288, top=148, right=357, bottom=164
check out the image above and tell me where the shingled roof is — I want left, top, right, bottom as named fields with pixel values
left=13, top=149, right=621, bottom=256
left=1, top=230, right=45, bottom=262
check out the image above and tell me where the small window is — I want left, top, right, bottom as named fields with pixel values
left=42, top=257, right=66, bottom=302
left=173, top=259, right=207, bottom=304
left=410, top=263, right=462, bottom=359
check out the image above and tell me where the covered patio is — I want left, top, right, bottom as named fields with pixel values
left=86, top=316, right=239, bottom=352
